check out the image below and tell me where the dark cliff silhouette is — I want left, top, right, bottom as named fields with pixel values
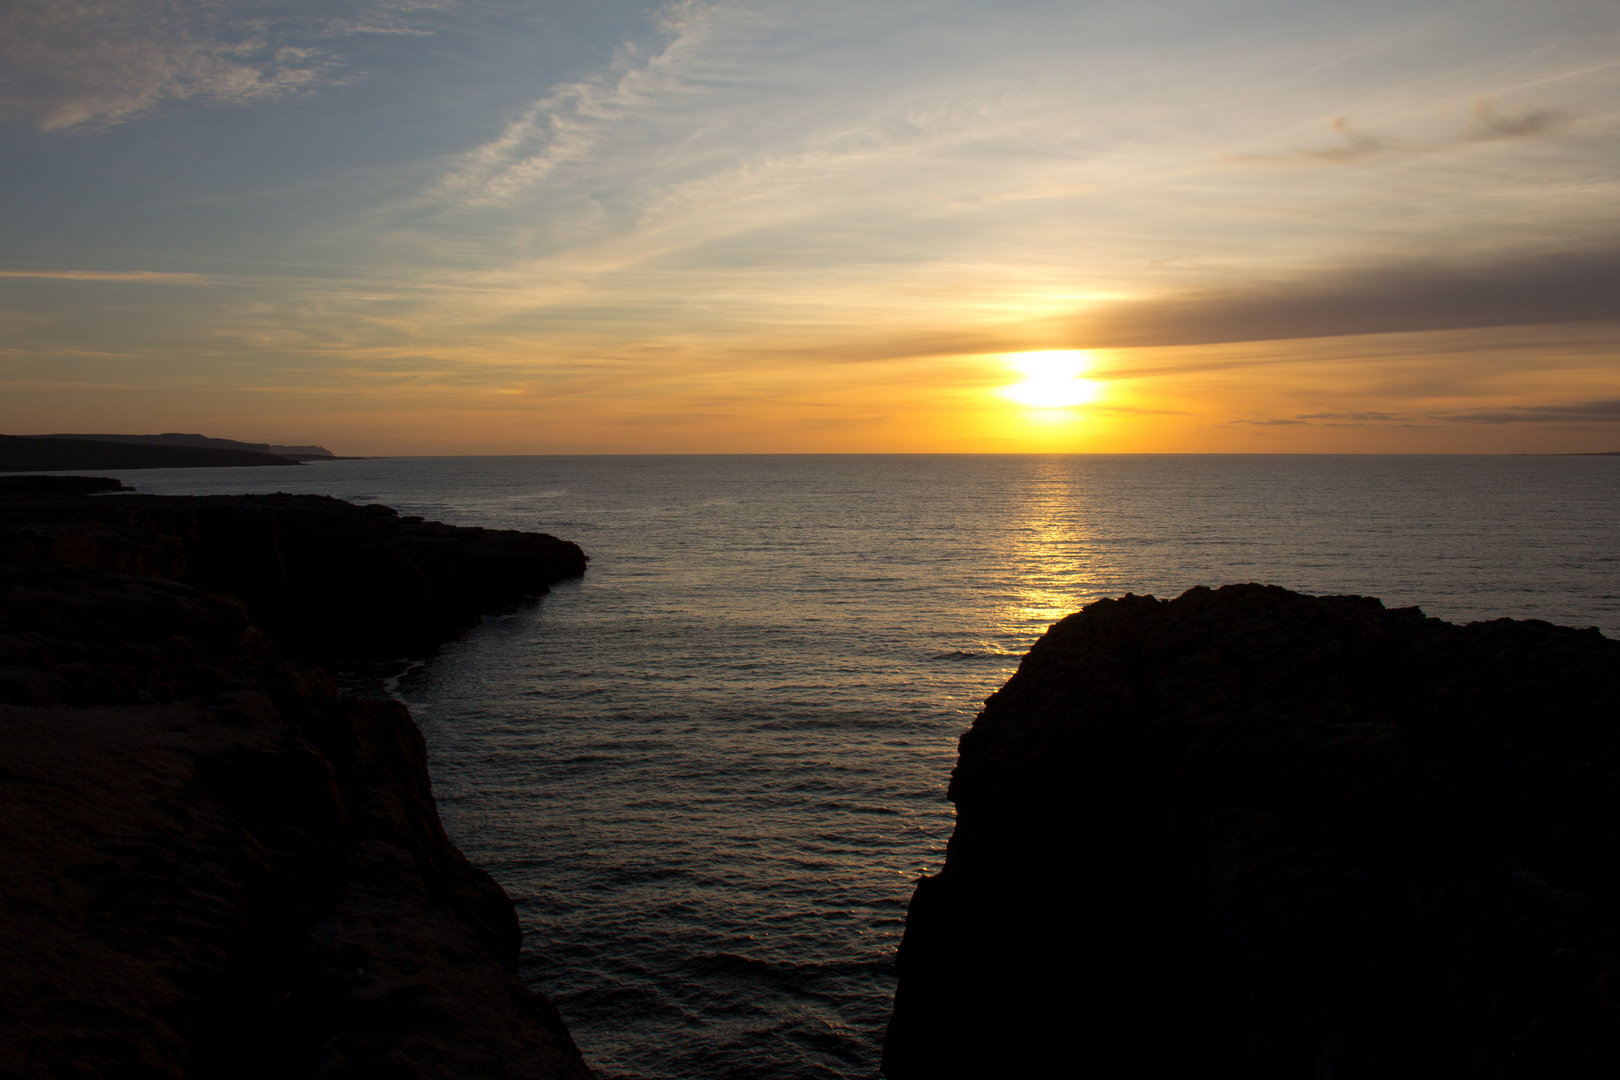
left=0, top=479, right=594, bottom=1079
left=0, top=434, right=300, bottom=472
left=885, top=584, right=1620, bottom=1079
left=37, top=433, right=336, bottom=459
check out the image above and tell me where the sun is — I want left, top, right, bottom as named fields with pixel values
left=1000, top=350, right=1101, bottom=408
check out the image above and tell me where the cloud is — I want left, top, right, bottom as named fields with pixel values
left=1229, top=414, right=1442, bottom=430
left=1224, top=400, right=1620, bottom=431
left=1437, top=399, right=1620, bottom=424
left=1075, top=248, right=1620, bottom=348
left=432, top=3, right=715, bottom=208
left=1227, top=95, right=1571, bottom=166
left=391, top=2, right=1620, bottom=396
left=0, top=269, right=209, bottom=282
left=0, top=0, right=451, bottom=130
left=1297, top=411, right=1404, bottom=422
left=429, top=0, right=1054, bottom=216
left=1471, top=96, right=1565, bottom=138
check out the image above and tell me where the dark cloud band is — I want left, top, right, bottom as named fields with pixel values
left=1076, top=248, right=1620, bottom=348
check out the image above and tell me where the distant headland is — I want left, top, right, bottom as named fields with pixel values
left=0, top=432, right=363, bottom=472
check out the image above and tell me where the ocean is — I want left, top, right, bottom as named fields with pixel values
left=83, top=454, right=1620, bottom=1078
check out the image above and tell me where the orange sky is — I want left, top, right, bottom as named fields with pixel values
left=2, top=1, right=1617, bottom=454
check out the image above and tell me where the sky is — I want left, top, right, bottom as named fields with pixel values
left=2, top=0, right=1617, bottom=454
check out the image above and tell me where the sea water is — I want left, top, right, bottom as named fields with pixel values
left=81, top=455, right=1620, bottom=1078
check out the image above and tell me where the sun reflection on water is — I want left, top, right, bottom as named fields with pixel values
left=989, top=457, right=1114, bottom=643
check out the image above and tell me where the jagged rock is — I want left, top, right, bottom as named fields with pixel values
left=0, top=485, right=594, bottom=1079
left=884, top=584, right=1620, bottom=1079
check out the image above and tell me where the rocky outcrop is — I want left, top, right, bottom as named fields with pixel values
left=0, top=483, right=593, bottom=1079
left=884, top=584, right=1620, bottom=1079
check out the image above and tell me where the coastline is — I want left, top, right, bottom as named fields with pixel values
left=0, top=477, right=594, bottom=1078
left=12, top=469, right=1620, bottom=1075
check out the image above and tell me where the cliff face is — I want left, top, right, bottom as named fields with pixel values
left=884, top=584, right=1620, bottom=1079
left=0, top=482, right=593, bottom=1079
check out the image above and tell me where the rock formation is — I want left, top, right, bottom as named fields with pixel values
left=0, top=480, right=594, bottom=1079
left=884, top=584, right=1620, bottom=1079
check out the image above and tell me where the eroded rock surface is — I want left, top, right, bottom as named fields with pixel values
left=0, top=483, right=593, bottom=1079
left=885, top=584, right=1620, bottom=1079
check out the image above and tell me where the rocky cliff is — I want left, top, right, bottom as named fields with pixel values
left=0, top=479, right=594, bottom=1079
left=884, top=584, right=1620, bottom=1079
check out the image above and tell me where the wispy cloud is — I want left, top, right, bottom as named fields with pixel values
left=1438, top=399, right=1620, bottom=424
left=431, top=1, right=974, bottom=213
left=1297, top=411, right=1405, bottom=422
left=0, top=0, right=452, bottom=130
left=1227, top=96, right=1572, bottom=166
left=0, top=269, right=209, bottom=282
left=1220, top=398, right=1620, bottom=432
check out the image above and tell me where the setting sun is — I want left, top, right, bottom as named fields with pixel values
left=1000, top=351, right=1103, bottom=409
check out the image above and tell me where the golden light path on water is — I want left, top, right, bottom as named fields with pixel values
left=992, top=455, right=1118, bottom=640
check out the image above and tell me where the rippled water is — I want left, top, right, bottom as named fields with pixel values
left=86, top=455, right=1620, bottom=1078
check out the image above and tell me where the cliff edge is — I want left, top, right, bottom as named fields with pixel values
left=0, top=479, right=594, bottom=1078
left=884, top=584, right=1620, bottom=1079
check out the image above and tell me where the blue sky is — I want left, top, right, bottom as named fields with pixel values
left=3, top=0, right=1617, bottom=452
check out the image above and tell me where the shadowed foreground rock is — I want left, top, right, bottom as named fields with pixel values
left=0, top=482, right=593, bottom=1079
left=885, top=584, right=1620, bottom=1079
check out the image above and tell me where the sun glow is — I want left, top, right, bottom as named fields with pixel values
left=1000, top=350, right=1102, bottom=408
